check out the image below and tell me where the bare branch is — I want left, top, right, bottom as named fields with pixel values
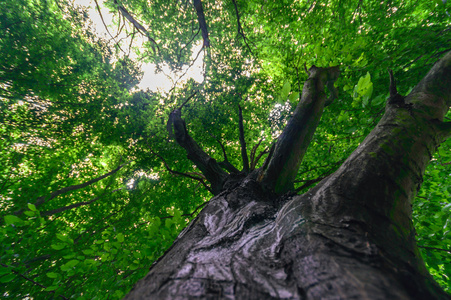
left=93, top=0, right=126, bottom=54
left=1, top=263, right=68, bottom=299
left=238, top=105, right=250, bottom=173
left=178, top=91, right=198, bottom=110
left=293, top=176, right=327, bottom=193
left=249, top=139, right=263, bottom=171
left=418, top=245, right=451, bottom=254
left=251, top=147, right=269, bottom=170
left=168, top=46, right=204, bottom=96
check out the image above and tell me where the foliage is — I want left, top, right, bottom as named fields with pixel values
left=1, top=0, right=450, bottom=298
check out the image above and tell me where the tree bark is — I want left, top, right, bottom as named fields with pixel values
left=126, top=52, right=451, bottom=299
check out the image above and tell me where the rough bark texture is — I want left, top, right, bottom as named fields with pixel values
left=127, top=52, right=451, bottom=299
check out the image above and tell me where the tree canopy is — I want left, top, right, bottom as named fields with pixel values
left=1, top=0, right=450, bottom=298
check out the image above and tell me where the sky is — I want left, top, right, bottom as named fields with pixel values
left=73, top=0, right=204, bottom=92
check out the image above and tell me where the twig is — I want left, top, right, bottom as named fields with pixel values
left=178, top=91, right=198, bottom=110
left=114, top=0, right=159, bottom=53
left=294, top=176, right=327, bottom=193
left=93, top=0, right=126, bottom=54
left=249, top=139, right=263, bottom=171
left=210, top=133, right=240, bottom=174
left=252, top=147, right=269, bottom=170
left=41, top=187, right=123, bottom=217
left=231, top=0, right=255, bottom=57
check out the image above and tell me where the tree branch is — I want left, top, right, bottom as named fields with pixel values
left=249, top=139, right=263, bottom=171
left=238, top=105, right=250, bottom=173
left=113, top=0, right=159, bottom=54
left=15, top=161, right=129, bottom=215
left=210, top=133, right=240, bottom=174
left=251, top=147, right=269, bottom=171
left=258, top=65, right=340, bottom=194
left=418, top=245, right=451, bottom=253
left=149, top=148, right=213, bottom=194
left=231, top=0, right=254, bottom=56
left=1, top=263, right=68, bottom=299
left=93, top=0, right=126, bottom=54
left=41, top=187, right=123, bottom=217
left=193, top=0, right=210, bottom=47
left=293, top=176, right=327, bottom=193
left=167, top=109, right=228, bottom=194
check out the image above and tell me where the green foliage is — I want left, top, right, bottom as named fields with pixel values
left=1, top=0, right=451, bottom=298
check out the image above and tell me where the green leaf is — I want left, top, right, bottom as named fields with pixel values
left=44, top=285, right=59, bottom=291
left=24, top=211, right=35, bottom=217
left=56, top=233, right=69, bottom=242
left=288, top=92, right=299, bottom=105
left=280, top=81, right=291, bottom=100
left=27, top=203, right=37, bottom=211
left=82, top=249, right=94, bottom=255
left=116, top=233, right=125, bottom=243
left=0, top=274, right=16, bottom=283
left=46, top=272, right=59, bottom=278
left=51, top=243, right=66, bottom=250
left=0, top=267, right=11, bottom=275
left=60, top=259, right=79, bottom=271
left=4, top=215, right=23, bottom=225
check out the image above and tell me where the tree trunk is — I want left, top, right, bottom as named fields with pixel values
left=126, top=52, right=451, bottom=299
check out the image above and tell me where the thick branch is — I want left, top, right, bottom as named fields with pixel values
left=238, top=105, right=250, bottom=173
left=258, top=66, right=340, bottom=194
left=193, top=0, right=210, bottom=47
left=167, top=109, right=228, bottom=195
left=303, top=51, right=451, bottom=284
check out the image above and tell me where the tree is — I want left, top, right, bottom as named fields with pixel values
left=1, top=0, right=451, bottom=299
left=127, top=50, right=451, bottom=299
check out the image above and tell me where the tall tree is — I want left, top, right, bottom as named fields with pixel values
left=1, top=0, right=451, bottom=299
left=125, top=51, right=451, bottom=299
